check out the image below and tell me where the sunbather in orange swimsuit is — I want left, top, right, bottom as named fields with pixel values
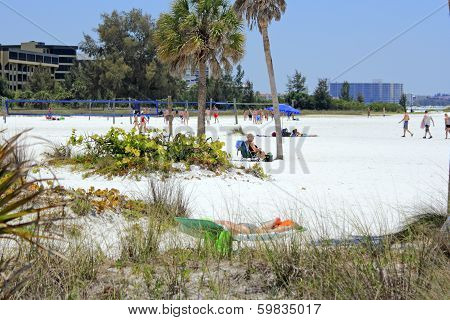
left=217, top=217, right=296, bottom=235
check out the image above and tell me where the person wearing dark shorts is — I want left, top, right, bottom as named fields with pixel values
left=421, top=111, right=434, bottom=139
left=399, top=112, right=413, bottom=137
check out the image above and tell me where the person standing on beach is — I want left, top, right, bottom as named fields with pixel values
left=205, top=108, right=211, bottom=125
left=383, top=107, right=386, bottom=117
left=399, top=112, right=413, bottom=137
left=421, top=111, right=435, bottom=139
left=184, top=109, right=190, bottom=126
left=243, top=110, right=248, bottom=121
left=445, top=113, right=449, bottom=139
left=367, top=107, right=371, bottom=118
left=213, top=106, right=219, bottom=124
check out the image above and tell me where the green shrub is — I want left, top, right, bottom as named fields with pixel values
left=368, top=102, right=404, bottom=113
left=65, top=128, right=231, bottom=177
left=329, top=99, right=403, bottom=113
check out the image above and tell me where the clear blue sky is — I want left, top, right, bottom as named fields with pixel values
left=1, top=0, right=449, bottom=95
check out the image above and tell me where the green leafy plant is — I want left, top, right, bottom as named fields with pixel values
left=60, top=128, right=231, bottom=177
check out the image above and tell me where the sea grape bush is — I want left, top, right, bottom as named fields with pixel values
left=67, top=128, right=231, bottom=176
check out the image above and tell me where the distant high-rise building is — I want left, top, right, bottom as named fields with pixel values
left=0, top=41, right=78, bottom=91
left=329, top=81, right=404, bottom=103
left=183, top=67, right=210, bottom=87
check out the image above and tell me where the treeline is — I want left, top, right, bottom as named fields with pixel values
left=3, top=9, right=258, bottom=103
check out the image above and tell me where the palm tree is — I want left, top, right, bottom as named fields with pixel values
left=234, top=0, right=286, bottom=159
left=155, top=0, right=245, bottom=137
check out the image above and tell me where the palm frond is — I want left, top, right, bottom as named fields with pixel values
left=0, top=131, right=62, bottom=245
left=234, top=0, right=286, bottom=31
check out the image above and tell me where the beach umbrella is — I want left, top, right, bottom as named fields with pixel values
left=266, top=104, right=301, bottom=115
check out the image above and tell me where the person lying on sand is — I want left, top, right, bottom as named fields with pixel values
left=246, top=133, right=266, bottom=159
left=216, top=218, right=296, bottom=235
left=267, top=129, right=317, bottom=138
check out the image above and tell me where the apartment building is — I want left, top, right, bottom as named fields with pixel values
left=0, top=41, right=77, bottom=91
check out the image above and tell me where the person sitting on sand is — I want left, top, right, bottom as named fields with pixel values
left=245, top=133, right=266, bottom=159
left=216, top=218, right=296, bottom=235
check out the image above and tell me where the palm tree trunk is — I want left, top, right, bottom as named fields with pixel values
left=197, top=60, right=207, bottom=137
left=261, top=25, right=283, bottom=160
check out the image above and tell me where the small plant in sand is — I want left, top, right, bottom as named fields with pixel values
left=230, top=126, right=245, bottom=135
left=245, top=163, right=269, bottom=179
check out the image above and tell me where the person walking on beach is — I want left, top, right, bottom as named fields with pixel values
left=421, top=111, right=435, bottom=139
left=399, top=112, right=413, bottom=137
left=445, top=113, right=450, bottom=139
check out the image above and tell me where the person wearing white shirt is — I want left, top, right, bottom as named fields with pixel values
left=421, top=111, right=435, bottom=139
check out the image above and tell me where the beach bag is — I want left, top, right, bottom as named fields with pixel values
left=264, top=153, right=274, bottom=162
left=420, top=119, right=425, bottom=129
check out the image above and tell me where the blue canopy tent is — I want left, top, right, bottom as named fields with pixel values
left=265, top=104, right=301, bottom=115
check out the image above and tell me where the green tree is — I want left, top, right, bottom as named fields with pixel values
left=25, top=67, right=55, bottom=93
left=313, top=79, right=331, bottom=110
left=242, top=80, right=255, bottom=103
left=399, top=93, right=408, bottom=111
left=287, top=70, right=307, bottom=94
left=340, top=81, right=351, bottom=101
left=286, top=70, right=309, bottom=109
left=75, top=9, right=184, bottom=99
left=234, top=0, right=286, bottom=160
left=357, top=92, right=365, bottom=104
left=0, top=76, right=11, bottom=98
left=155, top=0, right=245, bottom=136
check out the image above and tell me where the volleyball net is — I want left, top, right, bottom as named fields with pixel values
left=2, top=98, right=273, bottom=119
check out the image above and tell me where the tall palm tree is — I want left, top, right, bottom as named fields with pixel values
left=155, top=0, right=245, bottom=136
left=234, top=0, right=286, bottom=159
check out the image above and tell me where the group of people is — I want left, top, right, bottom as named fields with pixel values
left=133, top=108, right=150, bottom=133
left=163, top=107, right=219, bottom=125
left=399, top=111, right=450, bottom=139
left=243, top=109, right=274, bottom=124
left=206, top=106, right=220, bottom=124
left=163, top=109, right=190, bottom=125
